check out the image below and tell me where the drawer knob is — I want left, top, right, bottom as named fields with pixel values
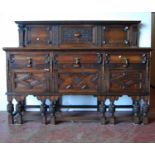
left=118, top=56, right=129, bottom=67
left=26, top=57, right=32, bottom=68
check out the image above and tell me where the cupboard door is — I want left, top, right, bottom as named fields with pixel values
left=57, top=70, right=99, bottom=94
left=107, top=70, right=146, bottom=94
left=58, top=25, right=98, bottom=47
left=25, top=25, right=53, bottom=47
left=12, top=71, right=50, bottom=93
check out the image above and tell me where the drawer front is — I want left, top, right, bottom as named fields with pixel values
left=108, top=70, right=146, bottom=94
left=12, top=71, right=50, bottom=93
left=102, top=25, right=138, bottom=47
left=54, top=52, right=102, bottom=69
left=59, top=25, right=97, bottom=47
left=25, top=25, right=52, bottom=47
left=105, top=53, right=147, bottom=68
left=9, top=53, right=50, bottom=70
left=57, top=70, right=99, bottom=94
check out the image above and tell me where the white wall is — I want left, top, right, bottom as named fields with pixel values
left=0, top=0, right=151, bottom=111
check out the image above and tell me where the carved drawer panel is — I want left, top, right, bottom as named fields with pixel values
left=59, top=25, right=98, bottom=47
left=108, top=70, right=146, bottom=94
left=12, top=71, right=50, bottom=93
left=102, top=25, right=138, bottom=47
left=57, top=70, right=99, bottom=94
left=54, top=52, right=102, bottom=68
left=9, top=53, right=50, bottom=70
left=25, top=25, right=53, bottom=47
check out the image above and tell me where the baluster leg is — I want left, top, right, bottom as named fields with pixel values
left=141, top=97, right=149, bottom=124
left=99, top=100, right=107, bottom=124
left=133, top=99, right=140, bottom=124
left=40, top=100, right=47, bottom=124
left=49, top=100, right=56, bottom=125
left=109, top=99, right=116, bottom=124
left=7, top=100, right=14, bottom=124
left=16, top=101, right=23, bottom=124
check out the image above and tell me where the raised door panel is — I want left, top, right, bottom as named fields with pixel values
left=58, top=25, right=98, bottom=48
left=107, top=70, right=146, bottom=94
left=12, top=71, right=50, bottom=93
left=102, top=25, right=131, bottom=47
left=57, top=70, right=99, bottom=94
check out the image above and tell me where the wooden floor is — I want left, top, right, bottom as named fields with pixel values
left=0, top=88, right=155, bottom=143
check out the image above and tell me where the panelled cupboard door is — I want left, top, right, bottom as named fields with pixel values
left=11, top=70, right=50, bottom=93
left=101, top=25, right=138, bottom=47
left=24, top=25, right=53, bottom=47
left=107, top=69, right=146, bottom=94
left=58, top=25, right=98, bottom=48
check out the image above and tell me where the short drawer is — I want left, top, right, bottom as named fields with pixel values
left=105, top=53, right=148, bottom=67
left=54, top=52, right=102, bottom=68
left=24, top=25, right=53, bottom=47
left=9, top=53, right=50, bottom=70
left=58, top=25, right=98, bottom=47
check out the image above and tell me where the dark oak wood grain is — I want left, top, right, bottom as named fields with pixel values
left=3, top=20, right=151, bottom=125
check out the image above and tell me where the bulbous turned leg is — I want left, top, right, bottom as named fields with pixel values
left=16, top=101, right=23, bottom=124
left=7, top=101, right=14, bottom=124
left=49, top=100, right=56, bottom=125
left=133, top=99, right=140, bottom=124
left=141, top=101, right=149, bottom=124
left=109, top=100, right=116, bottom=124
left=40, top=100, right=47, bottom=124
left=99, top=100, right=107, bottom=124
left=21, top=99, right=26, bottom=112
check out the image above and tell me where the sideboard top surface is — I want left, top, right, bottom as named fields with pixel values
left=15, top=20, right=141, bottom=25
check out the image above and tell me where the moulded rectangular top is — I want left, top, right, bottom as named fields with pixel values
left=15, top=20, right=141, bottom=25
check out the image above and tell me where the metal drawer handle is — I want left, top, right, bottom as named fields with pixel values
left=27, top=57, right=32, bottom=68
left=44, top=68, right=50, bottom=72
left=81, top=85, right=87, bottom=89
left=73, top=57, right=81, bottom=68
left=118, top=56, right=129, bottom=67
left=36, top=37, right=40, bottom=41
left=122, top=57, right=129, bottom=67
left=66, top=85, right=72, bottom=89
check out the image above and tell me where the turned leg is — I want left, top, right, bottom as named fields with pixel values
left=49, top=100, right=56, bottom=125
left=141, top=99, right=149, bottom=124
left=21, top=99, right=26, bottom=112
left=15, top=101, right=23, bottom=124
left=99, top=100, right=107, bottom=124
left=7, top=101, right=14, bottom=124
left=133, top=99, right=140, bottom=124
left=109, top=100, right=115, bottom=124
left=40, top=100, right=47, bottom=124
